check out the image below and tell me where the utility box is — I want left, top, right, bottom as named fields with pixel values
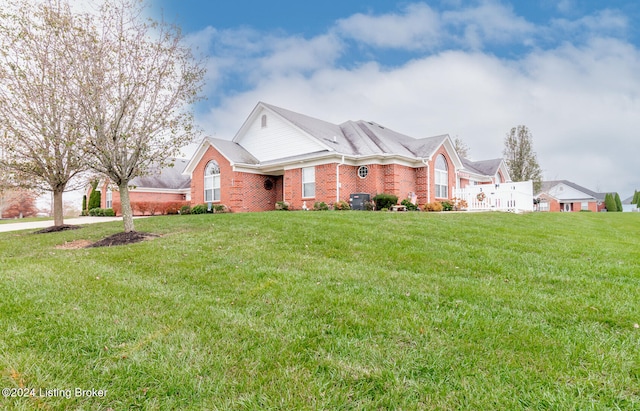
left=349, top=193, right=370, bottom=210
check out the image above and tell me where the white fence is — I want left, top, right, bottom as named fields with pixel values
left=455, top=181, right=534, bottom=213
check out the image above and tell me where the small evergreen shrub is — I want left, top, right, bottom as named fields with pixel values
left=373, top=193, right=398, bottom=210
left=191, top=204, right=207, bottom=214
left=441, top=200, right=454, bottom=211
left=400, top=198, right=419, bottom=211
left=88, top=208, right=115, bottom=216
left=333, top=200, right=351, bottom=210
left=180, top=205, right=191, bottom=215
left=313, top=201, right=329, bottom=211
left=604, top=193, right=617, bottom=212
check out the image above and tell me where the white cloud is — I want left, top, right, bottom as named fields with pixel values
left=190, top=2, right=640, bottom=196
left=336, top=3, right=442, bottom=50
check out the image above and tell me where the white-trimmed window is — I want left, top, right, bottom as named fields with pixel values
left=106, top=189, right=112, bottom=209
left=204, top=161, right=221, bottom=202
left=302, top=167, right=315, bottom=198
left=358, top=165, right=369, bottom=179
left=435, top=154, right=448, bottom=198
left=581, top=201, right=589, bottom=210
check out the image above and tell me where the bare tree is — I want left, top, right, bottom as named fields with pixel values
left=0, top=1, right=88, bottom=226
left=453, top=136, right=470, bottom=159
left=503, top=125, right=542, bottom=191
left=72, top=0, right=205, bottom=233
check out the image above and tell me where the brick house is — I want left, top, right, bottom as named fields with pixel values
left=183, top=102, right=510, bottom=212
left=535, top=180, right=605, bottom=212
left=86, top=158, right=191, bottom=215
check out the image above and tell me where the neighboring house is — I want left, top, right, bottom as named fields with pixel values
left=621, top=195, right=639, bottom=212
left=86, top=158, right=191, bottom=215
left=535, top=180, right=605, bottom=212
left=183, top=102, right=511, bottom=212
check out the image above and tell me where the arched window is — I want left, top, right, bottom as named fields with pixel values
left=435, top=154, right=448, bottom=198
left=204, top=161, right=221, bottom=203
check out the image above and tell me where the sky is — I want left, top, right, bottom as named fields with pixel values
left=147, top=0, right=640, bottom=197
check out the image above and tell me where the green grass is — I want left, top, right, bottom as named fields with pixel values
left=1, top=211, right=639, bottom=410
left=0, top=217, right=52, bottom=225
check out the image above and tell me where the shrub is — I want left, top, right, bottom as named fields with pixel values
left=380, top=207, right=389, bottom=212
left=88, top=188, right=101, bottom=210
left=604, top=193, right=617, bottom=212
left=400, top=198, right=419, bottom=211
left=364, top=201, right=375, bottom=211
left=82, top=195, right=87, bottom=213
left=373, top=193, right=398, bottom=210
left=211, top=204, right=229, bottom=213
left=333, top=200, right=351, bottom=211
left=313, top=201, right=329, bottom=211
left=88, top=208, right=115, bottom=217
left=424, top=202, right=443, bottom=212
left=275, top=201, right=289, bottom=211
left=180, top=205, right=191, bottom=215
left=452, top=197, right=468, bottom=211
left=191, top=204, right=207, bottom=214
left=441, top=200, right=454, bottom=211
left=614, top=193, right=623, bottom=212
left=133, top=201, right=151, bottom=216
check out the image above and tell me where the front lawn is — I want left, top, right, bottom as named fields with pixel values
left=0, top=211, right=638, bottom=409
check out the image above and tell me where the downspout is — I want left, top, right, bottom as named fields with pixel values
left=422, top=158, right=430, bottom=203
left=336, top=156, right=345, bottom=203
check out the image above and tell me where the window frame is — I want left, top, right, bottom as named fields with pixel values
left=434, top=154, right=449, bottom=199
left=302, top=166, right=315, bottom=198
left=204, top=161, right=221, bottom=203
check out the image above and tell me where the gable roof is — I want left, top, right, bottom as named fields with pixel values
left=254, top=102, right=461, bottom=164
left=462, top=158, right=503, bottom=176
left=130, top=158, right=191, bottom=190
left=537, top=180, right=606, bottom=201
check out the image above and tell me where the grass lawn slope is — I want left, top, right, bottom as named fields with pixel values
left=1, top=212, right=639, bottom=410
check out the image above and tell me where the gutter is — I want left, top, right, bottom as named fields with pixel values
left=336, top=155, right=345, bottom=202
left=422, top=158, right=430, bottom=202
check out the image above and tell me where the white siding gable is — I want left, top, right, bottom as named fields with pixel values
left=236, top=107, right=329, bottom=162
left=548, top=183, right=593, bottom=200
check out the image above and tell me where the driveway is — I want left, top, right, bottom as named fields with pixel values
left=0, top=217, right=123, bottom=233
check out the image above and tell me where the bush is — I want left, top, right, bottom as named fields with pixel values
left=275, top=201, right=289, bottom=211
left=400, top=198, right=419, bottom=211
left=364, top=201, right=376, bottom=211
left=88, top=208, right=115, bottom=217
left=211, top=204, right=229, bottom=213
left=373, top=193, right=398, bottom=210
left=180, top=205, right=191, bottom=215
left=423, top=202, right=443, bottom=212
left=604, top=193, right=617, bottom=212
left=88, top=188, right=101, bottom=210
left=191, top=204, right=207, bottom=214
left=333, top=200, right=351, bottom=211
left=441, top=200, right=454, bottom=211
left=313, top=201, right=329, bottom=211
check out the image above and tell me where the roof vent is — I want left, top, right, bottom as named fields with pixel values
left=333, top=136, right=337, bottom=143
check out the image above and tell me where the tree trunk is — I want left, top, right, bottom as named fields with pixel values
left=53, top=189, right=64, bottom=226
left=118, top=182, right=135, bottom=233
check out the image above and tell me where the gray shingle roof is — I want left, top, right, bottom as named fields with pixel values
left=130, top=158, right=191, bottom=190
left=207, top=137, right=260, bottom=164
left=537, top=180, right=606, bottom=200
left=262, top=102, right=449, bottom=160
left=461, top=158, right=503, bottom=176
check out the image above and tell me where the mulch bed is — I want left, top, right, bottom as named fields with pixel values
left=86, top=231, right=158, bottom=248
left=34, top=225, right=81, bottom=234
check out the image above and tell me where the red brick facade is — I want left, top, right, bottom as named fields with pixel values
left=186, top=144, right=459, bottom=212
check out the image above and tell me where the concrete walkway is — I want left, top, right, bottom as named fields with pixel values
left=0, top=216, right=123, bottom=233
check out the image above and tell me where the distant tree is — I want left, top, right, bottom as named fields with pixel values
left=0, top=1, right=88, bottom=227
left=632, top=190, right=639, bottom=205
left=604, top=193, right=617, bottom=212
left=614, top=192, right=623, bottom=212
left=453, top=137, right=470, bottom=159
left=502, top=125, right=543, bottom=192
left=72, top=0, right=205, bottom=233
left=1, top=189, right=38, bottom=218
